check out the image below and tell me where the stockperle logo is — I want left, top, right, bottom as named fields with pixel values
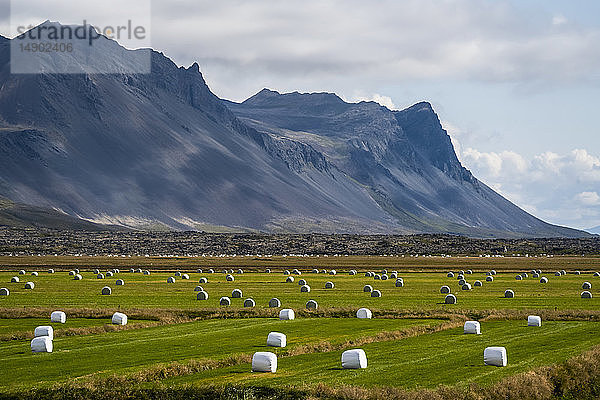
left=9, top=0, right=151, bottom=74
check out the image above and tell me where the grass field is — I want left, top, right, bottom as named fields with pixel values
left=1, top=256, right=600, bottom=399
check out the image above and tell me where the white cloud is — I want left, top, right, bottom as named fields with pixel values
left=552, top=15, right=567, bottom=26
left=349, top=93, right=397, bottom=110
left=576, top=191, right=600, bottom=206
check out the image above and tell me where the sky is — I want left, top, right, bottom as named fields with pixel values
left=1, top=0, right=599, bottom=230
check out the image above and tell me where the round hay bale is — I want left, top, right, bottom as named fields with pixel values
left=312, top=269, right=319, bottom=274
left=457, top=274, right=465, bottom=280
left=381, top=269, right=388, bottom=275
left=207, top=269, right=214, bottom=274
left=458, top=279, right=466, bottom=286
left=356, top=308, right=372, bottom=319
left=581, top=291, right=593, bottom=299
left=196, top=268, right=203, bottom=273
left=0, top=288, right=8, bottom=296
left=24, top=282, right=35, bottom=289
left=284, top=270, right=291, bottom=275
left=279, top=308, right=295, bottom=320
left=528, top=315, right=542, bottom=327
left=175, top=271, right=182, bottom=277
left=582, top=281, right=592, bottom=290
left=466, top=270, right=473, bottom=274
left=536, top=269, right=542, bottom=274
left=244, top=298, right=256, bottom=307
left=18, top=270, right=26, bottom=275
left=447, top=272, right=455, bottom=278
left=106, top=271, right=113, bottom=277
left=97, top=273, right=105, bottom=279
left=365, top=272, right=372, bottom=277
left=349, top=270, right=357, bottom=275
left=486, top=276, right=494, bottom=282
left=464, top=321, right=481, bottom=334
left=462, top=283, right=472, bottom=290
left=555, top=272, right=561, bottom=276
left=306, top=299, right=318, bottom=310
left=341, top=349, right=367, bottom=369
left=47, top=269, right=54, bottom=274
left=194, top=285, right=204, bottom=292
left=112, top=312, right=127, bottom=325
left=232, top=289, right=243, bottom=298
left=265, top=269, right=271, bottom=273
left=522, top=273, right=528, bottom=278
left=540, top=277, right=548, bottom=283
left=237, top=269, right=244, bottom=274
left=575, top=271, right=581, bottom=275
left=381, top=274, right=388, bottom=280
left=329, top=270, right=337, bottom=275
left=31, top=272, right=38, bottom=276
left=129, top=268, right=135, bottom=273
left=197, top=291, right=209, bottom=300
left=116, top=279, right=124, bottom=286
left=252, top=351, right=277, bottom=373
left=73, top=274, right=82, bottom=280
left=68, top=271, right=75, bottom=276
left=34, top=325, right=54, bottom=340
left=293, top=269, right=301, bottom=275
left=491, top=270, right=497, bottom=275
left=593, top=272, right=600, bottom=277
left=321, top=269, right=327, bottom=274
left=101, top=286, right=111, bottom=295
left=363, top=284, right=373, bottom=292
left=374, top=274, right=381, bottom=280
left=143, top=270, right=150, bottom=275
left=220, top=296, right=231, bottom=306
left=440, top=285, right=451, bottom=294
left=444, top=294, right=457, bottom=304
left=532, top=273, right=540, bottom=278
left=31, top=336, right=53, bottom=353
left=516, top=275, right=523, bottom=280
left=459, top=270, right=465, bottom=275
left=325, top=281, right=334, bottom=289
left=50, top=311, right=66, bottom=323
left=226, top=274, right=235, bottom=282
left=94, top=269, right=100, bottom=274
left=389, top=272, right=397, bottom=279
left=286, top=276, right=295, bottom=283
left=10, top=276, right=19, bottom=283
left=300, top=285, right=311, bottom=293
left=370, top=289, right=382, bottom=297
left=298, top=279, right=307, bottom=286
left=504, top=289, right=515, bottom=298
left=167, top=277, right=175, bottom=283
left=474, top=280, right=482, bottom=287
left=199, top=277, right=207, bottom=284
left=267, top=332, right=286, bottom=347
left=269, top=298, right=281, bottom=308
left=182, top=274, right=190, bottom=280
left=395, top=279, right=404, bottom=287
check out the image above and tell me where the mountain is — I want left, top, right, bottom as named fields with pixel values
left=586, top=226, right=600, bottom=235
left=0, top=22, right=587, bottom=237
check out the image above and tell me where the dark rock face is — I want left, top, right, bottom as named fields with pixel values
left=0, top=24, right=587, bottom=237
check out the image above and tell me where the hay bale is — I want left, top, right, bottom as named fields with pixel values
left=474, top=280, right=482, bottom=287
left=116, top=279, right=124, bottom=286
left=47, top=269, right=54, bottom=274
left=462, top=283, right=472, bottom=290
left=561, top=270, right=566, bottom=275
left=341, top=349, right=367, bottom=369
left=440, top=285, right=450, bottom=294
left=516, top=275, right=523, bottom=280
left=194, top=285, right=204, bottom=292
left=389, top=272, right=397, bottom=279
left=197, top=291, right=209, bottom=300
left=252, top=352, right=277, bottom=373
left=106, top=271, right=113, bottom=277
left=196, top=268, right=203, bottom=273
left=68, top=271, right=75, bottom=276
left=182, top=274, right=190, bottom=280
left=540, top=277, right=548, bottom=283
left=167, top=277, right=175, bottom=283
left=265, top=269, right=271, bottom=273
left=97, top=273, right=105, bottom=279
left=286, top=276, right=295, bottom=283
left=395, top=279, right=404, bottom=287
left=445, top=294, right=457, bottom=304
left=279, top=308, right=295, bottom=320
left=112, top=312, right=127, bottom=325
left=306, top=299, right=318, bottom=310
left=464, top=321, right=481, bottom=334
left=18, top=270, right=26, bottom=275
left=491, top=270, right=497, bottom=275
left=237, top=269, right=244, bottom=274
left=459, top=270, right=465, bottom=275
left=300, top=285, right=311, bottom=293
left=93, top=269, right=100, bottom=274
left=484, top=347, right=507, bottom=367
left=175, top=271, right=182, bottom=277
left=381, top=274, right=389, bottom=280
left=298, top=279, right=307, bottom=286
left=458, top=279, right=466, bottom=286
left=582, top=282, right=592, bottom=290
left=457, top=274, right=465, bottom=280
left=267, top=332, right=286, bottom=347
left=447, top=272, right=455, bottom=278
left=504, top=289, right=515, bottom=298
left=466, top=270, right=473, bottom=274
left=527, top=315, right=541, bottom=327
left=581, top=291, right=593, bottom=299
left=374, top=274, right=381, bottom=280
left=536, top=269, right=542, bottom=274
left=575, top=271, right=581, bottom=275
left=220, top=296, right=231, bottom=306
left=365, top=272, right=372, bottom=277
left=363, top=284, right=373, bottom=292
left=31, top=336, right=53, bottom=353
left=207, top=269, right=214, bottom=273
left=0, top=288, right=8, bottom=296
left=312, top=269, right=319, bottom=274
left=370, top=289, right=382, bottom=297
left=381, top=269, right=388, bottom=275
left=269, top=298, right=281, bottom=308
left=31, top=272, right=38, bottom=276
left=232, top=289, right=243, bottom=298
left=329, top=270, right=337, bottom=275
left=25, top=282, right=35, bottom=289
left=284, top=270, right=291, bottom=275
left=522, top=273, right=528, bottom=278
left=325, top=281, right=335, bottom=289
left=199, top=277, right=207, bottom=284
left=51, top=311, right=66, bottom=323
left=129, top=268, right=135, bottom=273
left=486, top=276, right=494, bottom=282
left=356, top=308, right=372, bottom=319
left=143, top=270, right=150, bottom=275
left=349, top=270, right=357, bottom=275
left=321, top=269, right=327, bottom=274
left=226, top=274, right=235, bottom=282
left=74, top=274, right=82, bottom=280
left=555, top=272, right=561, bottom=276
left=593, top=272, right=599, bottom=277
left=101, top=286, right=111, bottom=295
left=10, top=276, right=19, bottom=283
left=293, top=269, right=301, bottom=275
left=244, top=298, right=256, bottom=308
left=35, top=326, right=54, bottom=340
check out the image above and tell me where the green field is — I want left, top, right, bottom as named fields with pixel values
left=1, top=258, right=600, bottom=398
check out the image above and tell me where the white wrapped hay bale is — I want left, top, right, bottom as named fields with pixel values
left=594, top=272, right=600, bottom=277
left=575, top=271, right=581, bottom=275
left=197, top=291, right=209, bottom=300
left=220, top=296, right=231, bottom=306
left=300, top=285, right=311, bottom=293
left=232, top=289, right=243, bottom=298
left=0, top=288, right=8, bottom=296
left=265, top=269, right=271, bottom=273
left=279, top=309, right=295, bottom=320
left=540, top=277, right=548, bottom=283
left=462, top=283, right=472, bottom=291
left=175, top=271, right=182, bottom=277
left=374, top=274, right=381, bottom=280
left=491, top=270, right=497, bottom=275
left=25, top=282, right=35, bottom=289
left=329, top=270, right=337, bottom=275
left=370, top=289, right=382, bottom=297
left=269, top=298, right=281, bottom=308
left=252, top=352, right=277, bottom=373
left=325, top=281, right=334, bottom=289
left=582, top=282, right=592, bottom=290
left=129, top=268, right=135, bottom=273
left=349, top=270, right=357, bottom=275
left=293, top=269, right=301, bottom=275
left=50, top=311, right=66, bottom=323
left=207, top=268, right=214, bottom=274
left=19, top=270, right=26, bottom=275
left=447, top=272, right=455, bottom=278
left=312, top=269, right=319, bottom=274
left=94, top=269, right=100, bottom=274
left=581, top=291, right=593, bottom=299
left=356, top=308, right=372, bottom=319
left=381, top=274, right=388, bottom=280
left=445, top=294, right=457, bottom=304
left=458, top=279, right=466, bottom=286
left=106, top=271, right=113, bottom=277
left=440, top=285, right=450, bottom=294
left=199, top=277, right=207, bottom=284
left=196, top=268, right=203, bottom=273
left=284, top=270, right=290, bottom=275
left=237, top=269, right=244, bottom=274
left=464, top=321, right=481, bottom=334
left=101, top=286, right=112, bottom=295
left=10, top=276, right=19, bottom=283
left=35, top=325, right=54, bottom=340
left=527, top=315, right=542, bottom=327
left=516, top=275, right=523, bottom=280
left=363, top=285, right=373, bottom=293
left=182, top=274, right=190, bottom=280
left=116, top=279, right=125, bottom=286
left=267, top=332, right=286, bottom=347
left=194, top=285, right=204, bottom=292
left=167, top=277, right=176, bottom=283
left=74, top=274, right=82, bottom=280
left=504, top=290, right=515, bottom=298
left=484, top=347, right=507, bottom=367
left=97, top=273, right=105, bottom=279
left=389, top=272, right=397, bottom=279
left=112, top=312, right=127, bottom=325
left=554, top=272, right=561, bottom=277
left=306, top=300, right=318, bottom=310
left=68, top=271, right=75, bottom=276
left=467, top=270, right=473, bottom=274
left=298, top=279, right=307, bottom=286
left=395, top=279, right=404, bottom=287
left=31, top=336, right=53, bottom=353
left=226, top=274, right=235, bottom=282
left=474, top=280, right=482, bottom=287
left=341, top=349, right=367, bottom=369
left=533, top=273, right=540, bottom=278
left=244, top=298, right=256, bottom=308
left=486, top=276, right=493, bottom=282
left=48, top=269, right=55, bottom=274
left=143, top=270, right=150, bottom=275
left=286, top=276, right=295, bottom=283
left=31, top=272, right=38, bottom=276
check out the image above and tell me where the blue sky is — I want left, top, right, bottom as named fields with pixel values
left=1, top=0, right=599, bottom=230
